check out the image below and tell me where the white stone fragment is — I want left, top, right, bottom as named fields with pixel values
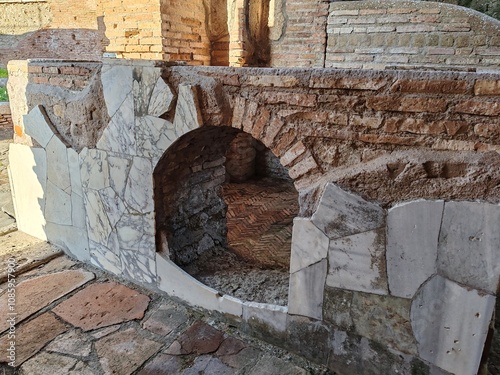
left=173, top=84, right=203, bottom=137
left=45, top=181, right=72, bottom=226
left=108, top=156, right=131, bottom=197
left=124, top=156, right=154, bottom=213
left=387, top=200, right=444, bottom=298
left=156, top=254, right=243, bottom=318
left=99, top=187, right=126, bottom=228
left=8, top=144, right=47, bottom=240
left=46, top=222, right=90, bottom=262
left=243, top=302, right=288, bottom=333
left=326, top=229, right=387, bottom=295
left=290, top=218, right=329, bottom=273
left=71, top=192, right=87, bottom=230
left=90, top=243, right=122, bottom=275
left=148, top=77, right=174, bottom=117
left=121, top=250, right=156, bottom=284
left=84, top=189, right=112, bottom=246
left=96, top=93, right=136, bottom=155
left=311, top=183, right=385, bottom=239
left=46, top=136, right=71, bottom=192
left=288, top=259, right=327, bottom=320
left=411, top=275, right=495, bottom=375
left=101, top=65, right=134, bottom=118
left=133, top=66, right=161, bottom=115
left=23, top=105, right=54, bottom=148
left=68, top=148, right=82, bottom=197
left=136, top=116, right=175, bottom=164
left=80, top=148, right=110, bottom=191
left=438, top=201, right=500, bottom=294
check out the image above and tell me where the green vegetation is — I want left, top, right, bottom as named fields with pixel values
left=0, top=68, right=7, bottom=79
left=0, top=87, right=8, bottom=102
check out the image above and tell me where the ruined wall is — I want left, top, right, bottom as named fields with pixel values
left=0, top=0, right=102, bottom=66
left=326, top=0, right=500, bottom=70
left=7, top=60, right=500, bottom=375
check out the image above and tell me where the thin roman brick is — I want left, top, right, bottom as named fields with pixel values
left=288, top=152, right=318, bottom=179
left=251, top=107, right=271, bottom=140
left=231, top=96, right=246, bottom=129
left=272, top=130, right=297, bottom=157
left=280, top=141, right=307, bottom=167
left=262, top=116, right=285, bottom=148
left=242, top=101, right=259, bottom=133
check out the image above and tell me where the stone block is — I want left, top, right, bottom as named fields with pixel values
left=20, top=352, right=93, bottom=375
left=288, top=259, right=327, bottom=320
left=411, top=275, right=495, bottom=375
left=156, top=254, right=243, bottom=317
left=438, top=201, right=500, bottom=294
left=242, top=302, right=288, bottom=333
left=148, top=77, right=174, bottom=117
left=173, top=84, right=203, bottom=137
left=286, top=316, right=330, bottom=365
left=454, top=99, right=500, bottom=116
left=289, top=218, right=329, bottom=273
left=323, top=287, right=354, bottom=331
left=327, top=228, right=388, bottom=295
left=387, top=200, right=444, bottom=298
left=8, top=143, right=47, bottom=240
left=311, top=183, right=385, bottom=239
left=23, top=105, right=54, bottom=148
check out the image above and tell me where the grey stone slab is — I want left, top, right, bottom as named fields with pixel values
left=20, top=352, right=94, bottom=375
left=8, top=144, right=47, bottom=240
left=183, top=355, right=236, bottom=375
left=71, top=192, right=86, bottom=230
left=290, top=218, right=329, bottom=273
left=438, top=201, right=500, bottom=294
left=411, top=275, right=495, bottom=375
left=46, top=330, right=92, bottom=357
left=148, top=77, right=174, bottom=117
left=101, top=64, right=134, bottom=118
left=45, top=181, right=71, bottom=225
left=247, top=356, right=307, bottom=375
left=0, top=211, right=15, bottom=230
left=311, top=183, right=385, bottom=239
left=173, top=84, right=203, bottom=137
left=242, top=302, right=288, bottom=333
left=288, top=259, right=327, bottom=320
left=124, top=156, right=153, bottom=213
left=45, top=222, right=90, bottom=262
left=387, top=200, right=444, bottom=298
left=46, top=136, right=70, bottom=192
left=23, top=105, right=54, bottom=148
left=67, top=148, right=82, bottom=197
left=327, top=228, right=388, bottom=295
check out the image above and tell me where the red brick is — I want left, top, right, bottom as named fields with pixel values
left=288, top=152, right=318, bottom=179
left=280, top=141, right=307, bottom=166
left=384, top=117, right=446, bottom=135
left=242, top=101, right=259, bottom=133
left=257, top=91, right=316, bottom=107
left=454, top=100, right=500, bottom=116
left=474, top=124, right=500, bottom=138
left=251, top=107, right=271, bottom=139
left=231, top=97, right=246, bottom=129
left=262, top=116, right=285, bottom=147
left=367, top=96, right=448, bottom=113
left=391, top=79, right=469, bottom=94
left=272, top=130, right=297, bottom=157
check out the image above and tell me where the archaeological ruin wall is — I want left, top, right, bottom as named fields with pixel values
left=5, top=57, right=500, bottom=375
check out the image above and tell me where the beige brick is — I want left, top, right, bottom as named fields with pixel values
left=475, top=80, right=500, bottom=96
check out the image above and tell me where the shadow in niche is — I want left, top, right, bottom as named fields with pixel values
left=154, top=126, right=298, bottom=306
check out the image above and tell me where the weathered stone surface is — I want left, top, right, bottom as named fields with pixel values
left=183, top=355, right=236, bottom=375
left=46, top=135, right=70, bottom=192
left=290, top=218, right=328, bottom=273
left=351, top=292, right=416, bottom=355
left=311, top=183, right=385, bottom=239
left=45, top=222, right=90, bottom=263
left=101, top=65, right=133, bottom=118
left=53, top=282, right=150, bottom=331
left=243, top=302, right=288, bottom=333
left=95, top=328, right=162, bottom=375
left=80, top=148, right=109, bottom=191
left=137, top=353, right=183, bottom=375
left=327, top=228, right=388, bottom=295
left=23, top=105, right=54, bottom=148
left=84, top=189, right=112, bottom=245
left=288, top=259, right=327, bottom=320
left=0, top=269, right=94, bottom=333
left=46, top=330, right=92, bottom=357
left=20, top=352, right=94, bottom=375
left=438, top=201, right=500, bottom=294
left=0, top=312, right=67, bottom=365
left=142, top=302, right=188, bottom=336
left=323, top=287, right=354, bottom=331
left=45, top=181, right=71, bottom=225
left=8, top=144, right=47, bottom=240
left=170, top=321, right=225, bottom=355
left=148, top=77, right=174, bottom=117
left=173, top=84, right=203, bottom=137
left=411, top=275, right=495, bottom=375
left=248, top=356, right=307, bottom=375
left=286, top=316, right=330, bottom=365
left=387, top=200, right=444, bottom=298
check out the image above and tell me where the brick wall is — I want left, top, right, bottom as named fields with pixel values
left=326, top=0, right=500, bottom=70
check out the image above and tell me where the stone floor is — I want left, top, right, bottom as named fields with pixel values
left=0, top=121, right=332, bottom=375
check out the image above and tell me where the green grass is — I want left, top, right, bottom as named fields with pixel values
left=0, top=87, right=8, bottom=102
left=0, top=68, right=7, bottom=79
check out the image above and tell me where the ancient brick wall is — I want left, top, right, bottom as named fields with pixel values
left=326, top=0, right=500, bottom=70
left=0, top=0, right=102, bottom=67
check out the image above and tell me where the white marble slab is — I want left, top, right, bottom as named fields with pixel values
left=45, top=180, right=72, bottom=226
left=148, top=77, right=174, bottom=117
left=173, top=84, right=203, bottom=137
left=290, top=218, right=329, bottom=273
left=23, top=105, right=54, bottom=148
left=124, top=157, right=154, bottom=213
left=101, top=65, right=134, bottom=118
left=46, top=136, right=71, bottom=192
left=80, top=148, right=110, bottom=191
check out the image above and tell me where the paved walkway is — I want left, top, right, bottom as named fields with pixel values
left=0, top=121, right=332, bottom=374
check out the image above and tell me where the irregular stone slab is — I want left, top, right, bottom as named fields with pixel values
left=137, top=353, right=183, bottom=375
left=170, top=321, right=225, bottom=355
left=0, top=312, right=67, bottom=365
left=438, top=201, right=500, bottom=294
left=84, top=189, right=112, bottom=246
left=311, top=183, right=385, bottom=239
left=148, top=77, right=174, bottom=117
left=248, top=355, right=307, bottom=375
left=46, top=330, right=92, bottom=357
left=108, top=155, right=131, bottom=197
left=289, top=218, right=328, bottom=273
left=327, top=228, right=388, bottom=295
left=183, top=355, right=236, bottom=375
left=45, top=222, right=90, bottom=263
left=53, top=282, right=150, bottom=331
left=323, top=287, right=354, bottom=331
left=23, top=105, right=54, bottom=148
left=46, top=135, right=70, bottom=192
left=173, top=84, right=203, bottom=137
left=20, top=352, right=94, bottom=375
left=120, top=249, right=156, bottom=284
left=67, top=148, right=82, bottom=197
left=288, top=259, right=327, bottom=320
left=123, top=156, right=153, bottom=213
left=45, top=181, right=72, bottom=225
left=133, top=66, right=161, bottom=116
left=136, top=116, right=175, bottom=164
left=218, top=346, right=263, bottom=370
left=79, top=148, right=109, bottom=191
left=8, top=144, right=47, bottom=240
left=90, top=243, right=122, bottom=276
left=95, top=328, right=161, bottom=375
left=387, top=200, right=443, bottom=298
left=242, top=302, right=288, bottom=333
left=101, top=65, right=134, bottom=118
left=142, top=302, right=189, bottom=336
left=411, top=275, right=495, bottom=375
left=0, top=269, right=94, bottom=333
left=351, top=292, right=416, bottom=355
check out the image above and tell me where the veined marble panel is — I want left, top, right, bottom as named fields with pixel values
left=80, top=148, right=110, bottom=191
left=136, top=115, right=175, bottom=165
left=99, top=186, right=126, bottom=228
left=84, top=189, right=112, bottom=246
left=290, top=218, right=329, bottom=274
left=90, top=242, right=122, bottom=276
left=121, top=250, right=156, bottom=285
left=108, top=156, right=131, bottom=197
left=148, top=77, right=174, bottom=117
left=124, top=157, right=154, bottom=213
left=101, top=65, right=134, bottom=118
left=173, top=84, right=203, bottom=137
left=23, top=105, right=55, bottom=148
left=133, top=66, right=161, bottom=116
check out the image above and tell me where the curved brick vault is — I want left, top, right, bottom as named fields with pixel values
left=7, top=59, right=500, bottom=375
